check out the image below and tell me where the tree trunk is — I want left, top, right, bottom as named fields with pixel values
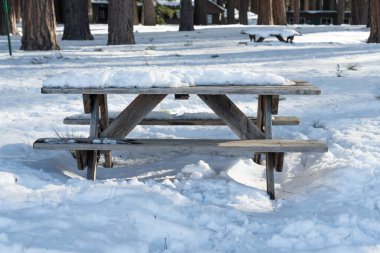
left=227, top=0, right=236, bottom=24
left=62, top=0, right=93, bottom=40
left=318, top=0, right=324, bottom=10
left=0, top=0, right=17, bottom=35
left=194, top=0, right=207, bottom=25
left=108, top=0, right=135, bottom=45
left=304, top=0, right=310, bottom=10
left=257, top=0, right=273, bottom=24
left=272, top=0, right=287, bottom=25
left=239, top=0, right=248, bottom=24
left=132, top=0, right=139, bottom=25
left=15, top=0, right=21, bottom=22
left=21, top=0, right=60, bottom=50
left=351, top=0, right=369, bottom=24
left=251, top=0, right=258, bottom=13
left=337, top=0, right=345, bottom=24
left=328, top=0, right=336, bottom=10
left=368, top=0, right=380, bottom=42
left=54, top=0, right=64, bottom=23
left=142, top=0, right=156, bottom=25
left=292, top=0, right=300, bottom=24
left=88, top=0, right=93, bottom=23
left=310, top=0, right=317, bottom=10
left=179, top=0, right=194, bottom=31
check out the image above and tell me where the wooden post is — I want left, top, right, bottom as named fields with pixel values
left=99, top=94, right=112, bottom=168
left=87, top=94, right=99, bottom=180
left=254, top=95, right=265, bottom=164
left=264, top=95, right=275, bottom=199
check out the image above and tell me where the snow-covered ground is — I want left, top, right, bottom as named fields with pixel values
left=1, top=24, right=380, bottom=253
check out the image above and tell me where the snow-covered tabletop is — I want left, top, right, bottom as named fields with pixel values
left=43, top=67, right=293, bottom=89
left=242, top=28, right=301, bottom=38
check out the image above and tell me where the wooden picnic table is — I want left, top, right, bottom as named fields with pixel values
left=34, top=81, right=327, bottom=200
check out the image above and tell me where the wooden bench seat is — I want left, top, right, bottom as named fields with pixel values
left=34, top=138, right=327, bottom=154
left=63, top=113, right=300, bottom=126
left=241, top=29, right=301, bottom=43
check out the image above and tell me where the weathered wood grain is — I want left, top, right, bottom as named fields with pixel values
left=198, top=95, right=265, bottom=139
left=33, top=138, right=328, bottom=153
left=63, top=114, right=301, bottom=126
left=99, top=94, right=112, bottom=168
left=41, top=82, right=321, bottom=95
left=87, top=94, right=99, bottom=180
left=99, top=94, right=167, bottom=138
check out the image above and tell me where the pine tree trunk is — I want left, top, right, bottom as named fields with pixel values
left=310, top=0, right=317, bottom=10
left=227, top=0, right=236, bottom=24
left=273, top=0, right=287, bottom=25
left=304, top=0, right=310, bottom=10
left=179, top=0, right=194, bottom=31
left=239, top=0, right=248, bottom=24
left=88, top=0, right=93, bottom=23
left=251, top=0, right=258, bottom=13
left=132, top=0, right=139, bottom=25
left=337, top=0, right=345, bottom=24
left=142, top=0, right=156, bottom=25
left=20, top=0, right=60, bottom=50
left=108, top=0, right=135, bottom=45
left=292, top=0, right=300, bottom=24
left=62, top=0, right=93, bottom=40
left=351, top=0, right=369, bottom=24
left=194, top=0, right=207, bottom=25
left=368, top=0, right=380, bottom=42
left=15, top=0, right=21, bottom=21
left=0, top=0, right=18, bottom=35
left=257, top=0, right=273, bottom=24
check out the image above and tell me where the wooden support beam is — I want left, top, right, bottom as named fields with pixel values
left=82, top=94, right=92, bottom=113
left=198, top=95, right=265, bottom=140
left=254, top=95, right=265, bottom=164
left=263, top=95, right=275, bottom=199
left=100, top=94, right=167, bottom=138
left=99, top=94, right=112, bottom=168
left=87, top=94, right=99, bottom=180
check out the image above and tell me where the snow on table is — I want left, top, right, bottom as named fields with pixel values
left=242, top=28, right=301, bottom=38
left=42, top=67, right=293, bottom=88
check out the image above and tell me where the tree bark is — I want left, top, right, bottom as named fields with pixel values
left=62, top=0, right=93, bottom=40
left=0, top=0, right=17, bottom=35
left=239, top=0, right=248, bottom=24
left=337, top=0, right=345, bottom=24
left=88, top=0, right=93, bottom=23
left=132, top=0, right=139, bottom=25
left=310, top=0, right=317, bottom=10
left=142, top=0, right=156, bottom=25
left=257, top=0, right=273, bottom=25
left=20, top=0, right=60, bottom=50
left=368, top=0, right=380, bottom=43
left=108, top=0, right=135, bottom=45
left=292, top=0, right=300, bottom=24
left=179, top=0, right=194, bottom=31
left=251, top=0, right=258, bottom=13
left=351, top=0, right=369, bottom=24
left=194, top=0, right=207, bottom=25
left=227, top=0, right=236, bottom=24
left=304, top=0, right=310, bottom=10
left=272, top=0, right=287, bottom=25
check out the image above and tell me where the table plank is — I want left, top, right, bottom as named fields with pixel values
left=41, top=82, right=321, bottom=95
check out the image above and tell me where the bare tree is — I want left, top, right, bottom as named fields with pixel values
left=257, top=0, right=273, bottom=25
left=292, top=0, right=300, bottom=24
left=0, top=0, right=17, bottom=35
left=226, top=0, right=236, bottom=24
left=368, top=0, right=380, bottom=42
left=62, top=0, right=94, bottom=40
left=194, top=0, right=207, bottom=25
left=273, top=0, right=287, bottom=25
left=239, top=0, right=248, bottom=24
left=21, top=0, right=60, bottom=50
left=179, top=0, right=194, bottom=31
left=108, top=0, right=135, bottom=45
left=142, top=0, right=156, bottom=25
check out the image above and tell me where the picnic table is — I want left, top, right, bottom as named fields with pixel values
left=34, top=79, right=327, bottom=200
left=242, top=28, right=301, bottom=43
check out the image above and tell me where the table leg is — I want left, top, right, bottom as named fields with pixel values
left=87, top=94, right=99, bottom=180
left=254, top=95, right=265, bottom=164
left=263, top=95, right=276, bottom=199
left=99, top=94, right=112, bottom=168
